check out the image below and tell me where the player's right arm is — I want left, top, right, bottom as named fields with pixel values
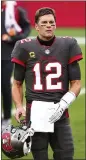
left=11, top=40, right=28, bottom=122
left=12, top=66, right=25, bottom=123
left=12, top=80, right=25, bottom=123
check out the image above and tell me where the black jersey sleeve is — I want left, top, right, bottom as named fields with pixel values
left=68, top=61, right=81, bottom=81
left=14, top=63, right=25, bottom=81
left=68, top=38, right=83, bottom=64
left=11, top=40, right=28, bottom=67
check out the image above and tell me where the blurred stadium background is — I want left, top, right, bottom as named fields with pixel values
left=2, top=1, right=85, bottom=160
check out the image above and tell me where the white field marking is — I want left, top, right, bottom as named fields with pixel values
left=29, top=36, right=85, bottom=45
left=2, top=87, right=85, bottom=117
left=74, top=37, right=85, bottom=45
left=11, top=76, right=14, bottom=84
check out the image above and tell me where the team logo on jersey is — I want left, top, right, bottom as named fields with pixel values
left=29, top=52, right=35, bottom=58
left=45, top=49, right=50, bottom=54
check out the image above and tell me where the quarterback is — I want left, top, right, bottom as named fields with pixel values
left=11, top=7, right=83, bottom=160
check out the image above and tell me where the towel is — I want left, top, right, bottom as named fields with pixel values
left=5, top=1, right=22, bottom=34
left=30, top=101, right=55, bottom=132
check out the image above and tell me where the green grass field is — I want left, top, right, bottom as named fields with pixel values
left=30, top=27, right=85, bottom=37
left=2, top=28, right=85, bottom=160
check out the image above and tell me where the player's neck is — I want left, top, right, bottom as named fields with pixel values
left=37, top=36, right=55, bottom=46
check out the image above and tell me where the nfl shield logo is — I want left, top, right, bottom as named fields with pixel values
left=45, top=49, right=50, bottom=54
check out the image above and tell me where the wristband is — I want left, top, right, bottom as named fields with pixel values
left=60, top=91, right=76, bottom=109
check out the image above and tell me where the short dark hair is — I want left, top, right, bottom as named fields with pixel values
left=35, top=7, right=56, bottom=23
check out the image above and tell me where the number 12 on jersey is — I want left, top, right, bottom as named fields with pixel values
left=33, top=62, right=62, bottom=90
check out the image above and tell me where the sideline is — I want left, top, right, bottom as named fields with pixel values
left=29, top=36, right=85, bottom=45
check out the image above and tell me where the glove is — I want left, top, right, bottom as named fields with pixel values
left=49, top=100, right=67, bottom=123
left=49, top=91, right=76, bottom=123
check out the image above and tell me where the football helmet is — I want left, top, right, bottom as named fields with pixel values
left=2, top=122, right=34, bottom=159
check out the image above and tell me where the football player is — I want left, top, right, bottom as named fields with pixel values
left=11, top=7, right=83, bottom=160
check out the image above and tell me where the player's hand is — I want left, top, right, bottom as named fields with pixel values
left=15, top=107, right=26, bottom=123
left=49, top=91, right=76, bottom=123
left=49, top=102, right=67, bottom=123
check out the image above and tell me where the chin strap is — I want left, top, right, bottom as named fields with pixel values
left=21, top=128, right=34, bottom=143
left=22, top=128, right=34, bottom=155
left=23, top=139, right=32, bottom=155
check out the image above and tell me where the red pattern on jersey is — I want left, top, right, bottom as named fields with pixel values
left=68, top=54, right=83, bottom=64
left=11, top=57, right=26, bottom=67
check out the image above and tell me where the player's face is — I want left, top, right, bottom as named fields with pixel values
left=35, top=14, right=56, bottom=40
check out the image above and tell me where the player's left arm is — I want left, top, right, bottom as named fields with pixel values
left=49, top=61, right=82, bottom=123
left=57, top=61, right=82, bottom=114
left=49, top=38, right=83, bottom=123
left=69, top=80, right=81, bottom=96
left=68, top=59, right=81, bottom=96
left=60, top=37, right=82, bottom=105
